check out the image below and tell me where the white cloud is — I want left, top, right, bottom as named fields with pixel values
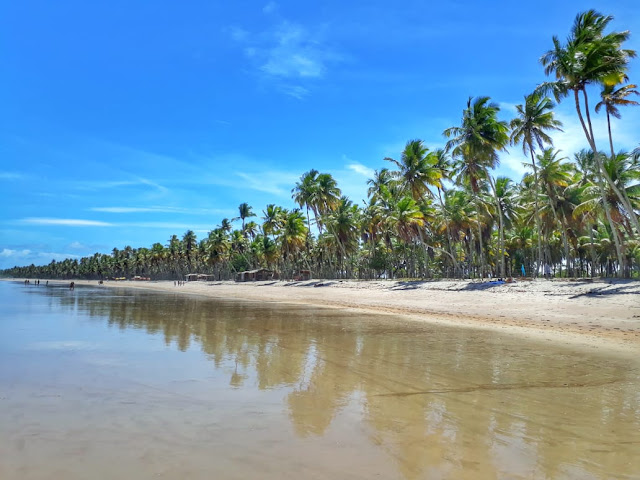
left=0, top=248, right=81, bottom=266
left=0, top=172, right=24, bottom=180
left=228, top=26, right=249, bottom=42
left=229, top=14, right=342, bottom=95
left=235, top=170, right=299, bottom=196
left=90, top=206, right=234, bottom=215
left=68, top=241, right=87, bottom=250
left=260, top=22, right=328, bottom=78
left=20, top=218, right=114, bottom=227
left=263, top=1, right=278, bottom=14
left=279, top=84, right=309, bottom=99
left=1, top=248, right=31, bottom=258
left=76, top=177, right=169, bottom=195
left=347, top=163, right=375, bottom=178
left=499, top=152, right=529, bottom=178
left=498, top=101, right=519, bottom=115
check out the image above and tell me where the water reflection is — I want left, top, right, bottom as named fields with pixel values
left=9, top=284, right=640, bottom=479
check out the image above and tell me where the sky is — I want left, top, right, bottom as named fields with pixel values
left=1, top=0, right=639, bottom=270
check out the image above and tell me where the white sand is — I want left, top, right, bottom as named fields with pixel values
left=41, top=277, right=640, bottom=353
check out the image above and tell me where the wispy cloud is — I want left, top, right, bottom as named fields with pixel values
left=0, top=248, right=81, bottom=263
left=228, top=9, right=342, bottom=98
left=0, top=171, right=25, bottom=180
left=16, top=217, right=222, bottom=231
left=0, top=248, right=32, bottom=258
left=498, top=101, right=519, bottom=115
left=235, top=170, right=299, bottom=196
left=90, top=206, right=234, bottom=215
left=278, top=84, right=310, bottom=99
left=346, top=162, right=375, bottom=178
left=76, top=177, right=169, bottom=195
left=263, top=1, right=278, bottom=15
left=20, top=218, right=114, bottom=227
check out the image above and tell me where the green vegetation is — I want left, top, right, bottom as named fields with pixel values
left=3, top=10, right=639, bottom=280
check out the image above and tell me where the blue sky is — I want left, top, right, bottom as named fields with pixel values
left=1, top=0, right=639, bottom=269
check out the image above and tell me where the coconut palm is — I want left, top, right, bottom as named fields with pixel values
left=315, top=173, right=342, bottom=226
left=292, top=169, right=319, bottom=233
left=595, top=82, right=639, bottom=158
left=510, top=92, right=563, bottom=275
left=384, top=140, right=442, bottom=201
left=235, top=203, right=256, bottom=231
left=366, top=168, right=393, bottom=202
left=262, top=204, right=285, bottom=239
left=444, top=96, right=509, bottom=276
left=539, top=9, right=639, bottom=236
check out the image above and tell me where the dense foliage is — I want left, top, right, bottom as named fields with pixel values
left=3, top=10, right=639, bottom=280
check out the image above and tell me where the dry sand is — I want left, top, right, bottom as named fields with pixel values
left=40, top=277, right=640, bottom=353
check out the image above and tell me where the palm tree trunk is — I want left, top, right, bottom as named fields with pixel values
left=580, top=89, right=640, bottom=236
left=587, top=222, right=597, bottom=278
left=529, top=146, right=543, bottom=278
left=488, top=176, right=505, bottom=277
left=606, top=110, right=615, bottom=159
left=473, top=196, right=485, bottom=278
left=437, top=188, right=460, bottom=277
left=546, top=187, right=571, bottom=277
left=573, top=89, right=630, bottom=272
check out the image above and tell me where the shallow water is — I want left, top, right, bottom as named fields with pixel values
left=0, top=282, right=639, bottom=479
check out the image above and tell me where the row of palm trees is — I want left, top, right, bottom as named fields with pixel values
left=3, top=10, right=639, bottom=281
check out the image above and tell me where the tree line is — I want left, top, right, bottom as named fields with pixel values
left=3, top=10, right=639, bottom=280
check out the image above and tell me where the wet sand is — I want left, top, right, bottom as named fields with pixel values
left=38, top=278, right=640, bottom=352
left=2, top=282, right=640, bottom=479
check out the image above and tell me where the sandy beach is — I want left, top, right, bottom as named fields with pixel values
left=29, top=277, right=640, bottom=353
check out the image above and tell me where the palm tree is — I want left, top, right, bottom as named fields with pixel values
left=510, top=92, right=563, bottom=275
left=292, top=169, right=319, bottom=233
left=325, top=197, right=360, bottom=277
left=315, top=173, right=342, bottom=230
left=539, top=9, right=639, bottom=236
left=262, top=204, right=285, bottom=239
left=595, top=82, right=639, bottom=158
left=280, top=209, right=308, bottom=276
left=182, top=230, right=198, bottom=270
left=235, top=203, right=256, bottom=231
left=366, top=168, right=393, bottom=202
left=384, top=140, right=442, bottom=201
left=535, top=149, right=583, bottom=276
left=444, top=96, right=509, bottom=277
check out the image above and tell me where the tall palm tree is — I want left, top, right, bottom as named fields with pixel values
left=595, top=82, right=639, bottom=158
left=292, top=169, right=319, bottom=233
left=182, top=230, right=198, bottom=270
left=262, top=204, right=285, bottom=239
left=510, top=92, right=563, bottom=275
left=235, top=202, right=256, bottom=231
left=384, top=140, right=442, bottom=201
left=444, top=96, right=509, bottom=276
left=539, top=9, right=639, bottom=236
left=366, top=168, right=393, bottom=202
left=315, top=173, right=342, bottom=230
left=325, top=197, right=360, bottom=276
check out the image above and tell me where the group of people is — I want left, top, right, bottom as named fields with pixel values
left=24, top=279, right=47, bottom=286
left=174, top=280, right=186, bottom=286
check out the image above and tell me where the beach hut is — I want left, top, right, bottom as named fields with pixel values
left=235, top=269, right=275, bottom=282
left=184, top=273, right=216, bottom=282
left=294, top=270, right=312, bottom=281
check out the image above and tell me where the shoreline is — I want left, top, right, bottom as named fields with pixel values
left=6, top=277, right=640, bottom=354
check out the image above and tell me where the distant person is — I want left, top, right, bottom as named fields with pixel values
left=70, top=281, right=75, bottom=290
left=544, top=264, right=552, bottom=279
